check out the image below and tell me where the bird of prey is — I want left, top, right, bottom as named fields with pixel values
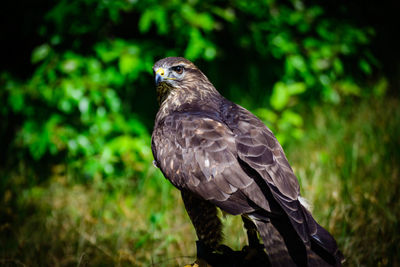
left=151, top=57, right=343, bottom=266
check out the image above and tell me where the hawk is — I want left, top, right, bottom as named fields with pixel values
left=151, top=57, right=343, bottom=266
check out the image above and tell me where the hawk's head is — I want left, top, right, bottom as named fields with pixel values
left=152, top=57, right=213, bottom=105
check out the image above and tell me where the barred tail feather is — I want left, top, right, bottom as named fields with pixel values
left=253, top=215, right=341, bottom=267
left=253, top=219, right=297, bottom=267
left=301, top=206, right=344, bottom=266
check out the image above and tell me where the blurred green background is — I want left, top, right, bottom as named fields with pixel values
left=1, top=0, right=399, bottom=266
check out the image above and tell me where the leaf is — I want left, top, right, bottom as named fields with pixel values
left=139, top=8, right=168, bottom=34
left=79, top=97, right=90, bottom=114
left=270, top=82, right=289, bottom=110
left=128, top=118, right=148, bottom=136
left=254, top=108, right=278, bottom=123
left=8, top=91, right=24, bottom=112
left=184, top=28, right=204, bottom=60
left=287, top=55, right=307, bottom=73
left=333, top=58, right=344, bottom=75
left=281, top=110, right=303, bottom=127
left=138, top=9, right=154, bottom=33
left=337, top=80, right=361, bottom=96
left=119, top=53, right=139, bottom=75
left=322, top=87, right=340, bottom=104
left=359, top=59, right=372, bottom=75
left=373, top=77, right=388, bottom=97
left=31, top=44, right=51, bottom=63
left=153, top=8, right=168, bottom=34
left=95, top=42, right=121, bottom=63
left=61, top=58, right=79, bottom=73
left=24, top=121, right=50, bottom=160
left=195, top=12, right=215, bottom=31
left=204, top=46, right=217, bottom=60
left=105, top=89, right=121, bottom=112
left=287, top=82, right=306, bottom=95
left=212, top=7, right=236, bottom=22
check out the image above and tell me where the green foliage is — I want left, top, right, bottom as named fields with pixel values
left=229, top=1, right=377, bottom=144
left=1, top=0, right=382, bottom=173
left=4, top=44, right=153, bottom=180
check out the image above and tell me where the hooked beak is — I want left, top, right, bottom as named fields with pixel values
left=155, top=68, right=165, bottom=85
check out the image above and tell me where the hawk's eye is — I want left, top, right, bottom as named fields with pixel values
left=171, top=65, right=184, bottom=74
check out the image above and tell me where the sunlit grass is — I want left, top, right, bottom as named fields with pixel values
left=1, top=98, right=399, bottom=266
left=286, top=99, right=400, bottom=266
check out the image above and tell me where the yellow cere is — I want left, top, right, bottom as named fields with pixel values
left=156, top=68, right=165, bottom=76
left=156, top=67, right=176, bottom=80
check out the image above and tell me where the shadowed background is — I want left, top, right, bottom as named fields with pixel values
left=0, top=0, right=399, bottom=266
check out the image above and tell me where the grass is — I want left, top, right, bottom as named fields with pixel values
left=1, top=98, right=399, bottom=266
left=287, top=98, right=400, bottom=266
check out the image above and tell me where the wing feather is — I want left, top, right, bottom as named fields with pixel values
left=152, top=112, right=268, bottom=215
left=153, top=107, right=324, bottom=248
left=225, top=104, right=316, bottom=244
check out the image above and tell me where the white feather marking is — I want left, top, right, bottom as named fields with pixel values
left=229, top=183, right=237, bottom=193
left=204, top=158, right=210, bottom=167
left=298, top=196, right=312, bottom=211
left=247, top=214, right=259, bottom=222
left=195, top=129, right=204, bottom=134
left=152, top=160, right=159, bottom=168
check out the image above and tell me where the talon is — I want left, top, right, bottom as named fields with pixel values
left=242, top=244, right=269, bottom=264
left=184, top=259, right=210, bottom=267
left=216, top=244, right=234, bottom=255
left=195, top=258, right=212, bottom=267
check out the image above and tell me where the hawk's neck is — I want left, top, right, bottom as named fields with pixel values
left=155, top=85, right=223, bottom=123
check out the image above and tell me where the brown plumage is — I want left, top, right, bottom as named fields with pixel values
left=151, top=57, right=344, bottom=266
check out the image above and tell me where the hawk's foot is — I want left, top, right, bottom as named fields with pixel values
left=183, top=258, right=211, bottom=267
left=241, top=245, right=270, bottom=266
